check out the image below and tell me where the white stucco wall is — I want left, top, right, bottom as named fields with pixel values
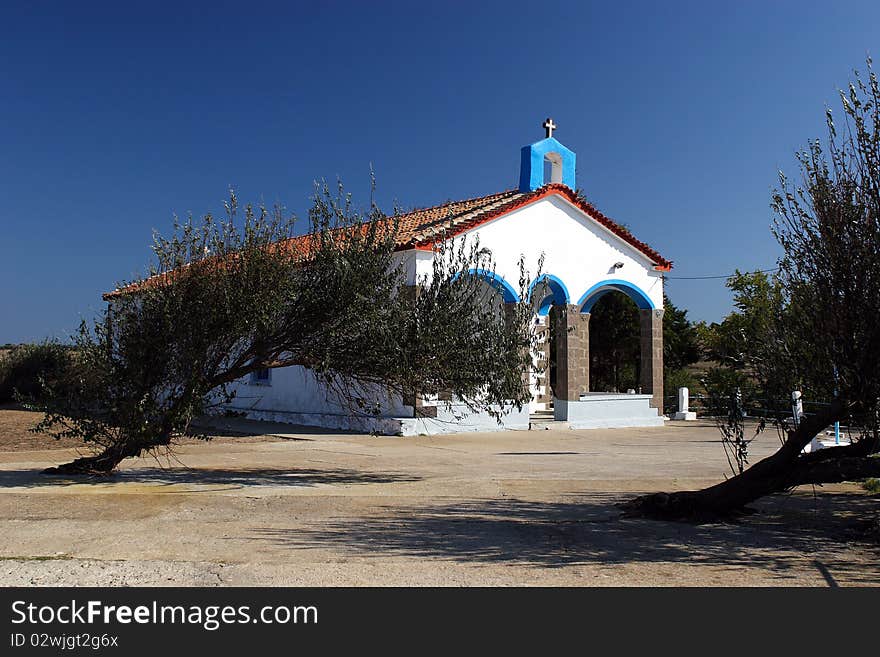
left=224, top=365, right=412, bottom=429
left=223, top=365, right=528, bottom=435
left=404, top=194, right=664, bottom=311
left=224, top=192, right=664, bottom=434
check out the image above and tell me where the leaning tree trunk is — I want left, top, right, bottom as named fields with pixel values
left=620, top=399, right=880, bottom=520
left=43, top=431, right=174, bottom=476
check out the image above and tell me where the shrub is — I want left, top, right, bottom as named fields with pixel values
left=0, top=342, right=73, bottom=403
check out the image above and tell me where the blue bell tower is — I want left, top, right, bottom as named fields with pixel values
left=519, top=118, right=577, bottom=192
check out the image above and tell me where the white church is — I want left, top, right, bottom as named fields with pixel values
left=226, top=121, right=671, bottom=435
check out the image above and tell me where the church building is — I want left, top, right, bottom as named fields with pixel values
left=225, top=120, right=671, bottom=435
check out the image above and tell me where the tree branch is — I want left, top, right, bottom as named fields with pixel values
left=786, top=456, right=880, bottom=486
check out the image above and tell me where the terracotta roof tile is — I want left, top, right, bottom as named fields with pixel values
left=105, top=184, right=670, bottom=299
left=389, top=183, right=671, bottom=269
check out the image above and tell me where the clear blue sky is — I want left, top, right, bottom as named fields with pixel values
left=1, top=1, right=877, bottom=343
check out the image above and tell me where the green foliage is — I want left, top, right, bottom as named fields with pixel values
left=0, top=342, right=73, bottom=404
left=701, top=57, right=880, bottom=465
left=33, top=183, right=539, bottom=473
left=588, top=292, right=639, bottom=392
left=664, top=367, right=698, bottom=396
left=663, top=294, right=700, bottom=372
left=770, top=57, right=880, bottom=421
left=695, top=269, right=797, bottom=412
left=697, top=271, right=784, bottom=369
left=863, top=478, right=880, bottom=494
left=623, top=60, right=880, bottom=518
left=700, top=366, right=757, bottom=402
left=588, top=291, right=700, bottom=394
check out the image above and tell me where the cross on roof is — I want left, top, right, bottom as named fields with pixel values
left=543, top=117, right=557, bottom=139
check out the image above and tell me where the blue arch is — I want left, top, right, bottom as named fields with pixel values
left=528, top=274, right=571, bottom=317
left=455, top=268, right=520, bottom=303
left=577, top=279, right=655, bottom=313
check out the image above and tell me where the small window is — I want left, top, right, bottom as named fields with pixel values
left=251, top=368, right=271, bottom=385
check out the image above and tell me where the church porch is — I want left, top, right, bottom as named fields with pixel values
left=528, top=297, right=666, bottom=431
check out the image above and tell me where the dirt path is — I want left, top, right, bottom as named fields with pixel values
left=0, top=413, right=877, bottom=586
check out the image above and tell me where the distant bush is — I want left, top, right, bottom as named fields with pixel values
left=0, top=342, right=74, bottom=404
left=864, top=478, right=880, bottom=494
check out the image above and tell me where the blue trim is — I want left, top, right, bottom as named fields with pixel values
left=455, top=268, right=520, bottom=303
left=527, top=274, right=570, bottom=317
left=519, top=137, right=576, bottom=192
left=577, top=279, right=655, bottom=313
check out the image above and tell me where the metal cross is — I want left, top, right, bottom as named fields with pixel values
left=543, top=117, right=557, bottom=138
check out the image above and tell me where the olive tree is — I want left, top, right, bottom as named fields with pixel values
left=34, top=183, right=537, bottom=474
left=623, top=60, right=880, bottom=519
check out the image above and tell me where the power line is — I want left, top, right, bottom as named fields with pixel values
left=663, top=267, right=779, bottom=281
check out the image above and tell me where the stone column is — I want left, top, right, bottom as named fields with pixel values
left=639, top=308, right=664, bottom=410
left=552, top=305, right=590, bottom=401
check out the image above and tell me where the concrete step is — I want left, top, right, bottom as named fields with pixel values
left=529, top=416, right=570, bottom=431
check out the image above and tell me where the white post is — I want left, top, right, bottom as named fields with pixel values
left=791, top=390, right=803, bottom=428
left=673, top=386, right=696, bottom=420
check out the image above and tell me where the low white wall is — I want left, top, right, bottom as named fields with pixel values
left=399, top=402, right=530, bottom=436
left=232, top=407, right=405, bottom=434
left=225, top=364, right=411, bottom=418
left=555, top=394, right=664, bottom=429
left=224, top=364, right=528, bottom=436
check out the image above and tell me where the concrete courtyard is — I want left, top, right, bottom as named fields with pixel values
left=0, top=416, right=877, bottom=586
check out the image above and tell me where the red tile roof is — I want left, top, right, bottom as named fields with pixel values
left=389, top=183, right=671, bottom=269
left=105, top=184, right=670, bottom=299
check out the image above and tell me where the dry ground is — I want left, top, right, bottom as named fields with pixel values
left=0, top=408, right=877, bottom=586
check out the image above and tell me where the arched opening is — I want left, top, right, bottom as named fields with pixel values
left=577, top=279, right=654, bottom=313
left=457, top=268, right=520, bottom=303
left=528, top=274, right=570, bottom=316
left=519, top=137, right=576, bottom=192
left=543, top=151, right=563, bottom=185
left=587, top=291, right=641, bottom=393
left=527, top=275, right=570, bottom=415
left=568, top=279, right=664, bottom=411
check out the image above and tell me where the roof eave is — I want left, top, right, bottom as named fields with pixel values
left=408, top=183, right=672, bottom=270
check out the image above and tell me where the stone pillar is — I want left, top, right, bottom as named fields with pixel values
left=403, top=392, right=438, bottom=418
left=639, top=308, right=664, bottom=410
left=673, top=386, right=696, bottom=420
left=552, top=305, right=590, bottom=401
left=791, top=390, right=803, bottom=428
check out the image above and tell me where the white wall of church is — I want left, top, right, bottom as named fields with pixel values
left=223, top=193, right=664, bottom=434
left=222, top=364, right=529, bottom=435
left=405, top=194, right=664, bottom=310
left=224, top=365, right=412, bottom=432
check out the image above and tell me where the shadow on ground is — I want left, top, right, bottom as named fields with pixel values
left=0, top=467, right=421, bottom=489
left=253, top=493, right=880, bottom=584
